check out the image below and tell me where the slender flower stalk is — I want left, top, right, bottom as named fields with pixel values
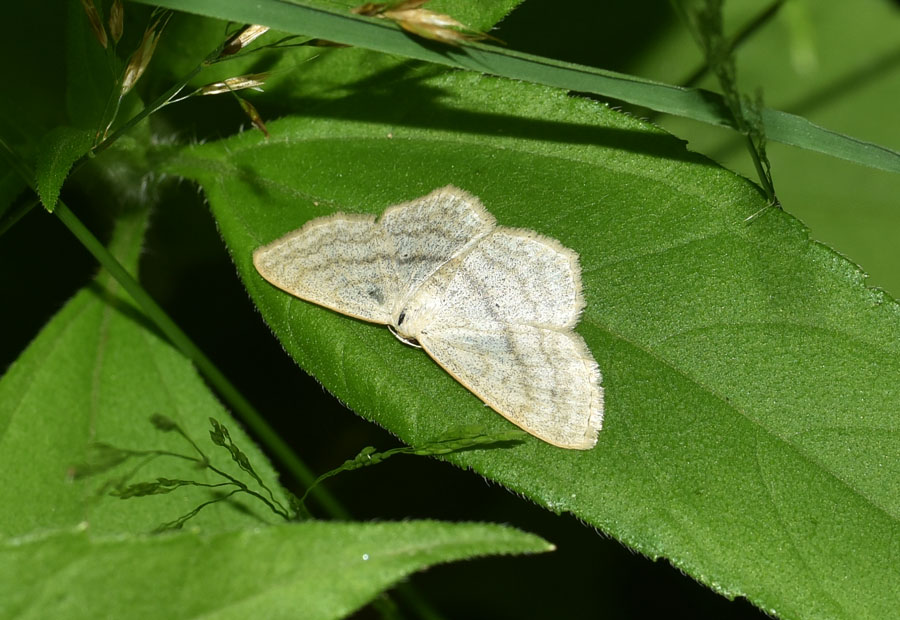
left=101, top=12, right=170, bottom=140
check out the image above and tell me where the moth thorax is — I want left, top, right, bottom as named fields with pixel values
left=392, top=293, right=434, bottom=340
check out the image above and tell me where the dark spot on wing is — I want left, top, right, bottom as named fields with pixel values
left=367, top=286, right=385, bottom=304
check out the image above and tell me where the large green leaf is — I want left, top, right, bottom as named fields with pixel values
left=167, top=60, right=900, bottom=619
left=0, top=208, right=289, bottom=536
left=1, top=521, right=549, bottom=620
left=0, top=185, right=549, bottom=619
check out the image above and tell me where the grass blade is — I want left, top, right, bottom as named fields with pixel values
left=130, top=0, right=900, bottom=173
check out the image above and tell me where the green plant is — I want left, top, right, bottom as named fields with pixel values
left=1, top=0, right=897, bottom=618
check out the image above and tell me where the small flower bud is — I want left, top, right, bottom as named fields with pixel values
left=80, top=0, right=108, bottom=48
left=384, top=7, right=464, bottom=30
left=351, top=0, right=500, bottom=47
left=108, top=0, right=124, bottom=44
left=121, top=17, right=167, bottom=95
left=237, top=96, right=269, bottom=138
left=198, top=73, right=270, bottom=96
left=221, top=24, right=270, bottom=57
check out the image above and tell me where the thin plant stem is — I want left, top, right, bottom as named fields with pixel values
left=53, top=200, right=351, bottom=519
left=679, top=0, right=786, bottom=88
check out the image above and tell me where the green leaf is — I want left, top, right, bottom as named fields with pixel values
left=0, top=522, right=550, bottom=619
left=0, top=146, right=551, bottom=615
left=638, top=0, right=900, bottom=295
left=167, top=63, right=900, bottom=619
left=129, top=0, right=900, bottom=173
left=34, top=125, right=94, bottom=212
left=0, top=208, right=288, bottom=536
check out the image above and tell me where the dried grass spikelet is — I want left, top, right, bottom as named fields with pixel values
left=79, top=0, right=108, bottom=48
left=237, top=96, right=269, bottom=138
left=197, top=73, right=270, bottom=96
left=352, top=0, right=501, bottom=46
left=108, top=0, right=124, bottom=44
left=121, top=16, right=167, bottom=95
left=221, top=24, right=270, bottom=57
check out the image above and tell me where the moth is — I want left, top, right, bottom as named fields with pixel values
left=253, top=186, right=603, bottom=449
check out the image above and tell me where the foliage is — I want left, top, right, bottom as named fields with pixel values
left=1, top=0, right=898, bottom=618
